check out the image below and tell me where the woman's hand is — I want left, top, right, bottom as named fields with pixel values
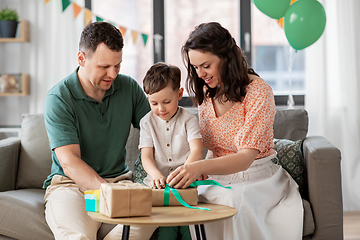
left=166, top=162, right=202, bottom=189
left=150, top=175, right=166, bottom=189
left=197, top=174, right=209, bottom=181
left=167, top=149, right=259, bottom=188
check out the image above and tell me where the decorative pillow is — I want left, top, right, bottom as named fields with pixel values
left=16, top=114, right=52, bottom=189
left=133, top=154, right=148, bottom=184
left=272, top=139, right=306, bottom=196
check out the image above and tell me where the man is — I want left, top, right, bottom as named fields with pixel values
left=43, top=22, right=155, bottom=239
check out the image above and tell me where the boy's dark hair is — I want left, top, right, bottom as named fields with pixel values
left=143, top=62, right=181, bottom=95
left=79, top=22, right=124, bottom=57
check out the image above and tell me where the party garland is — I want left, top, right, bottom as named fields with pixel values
left=45, top=0, right=149, bottom=46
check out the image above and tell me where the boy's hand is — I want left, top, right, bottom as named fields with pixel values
left=150, top=176, right=166, bottom=189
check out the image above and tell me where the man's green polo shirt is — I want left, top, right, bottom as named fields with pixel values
left=43, top=68, right=150, bottom=188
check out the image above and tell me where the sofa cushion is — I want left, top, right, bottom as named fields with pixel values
left=133, top=154, right=147, bottom=184
left=0, top=189, right=116, bottom=240
left=302, top=199, right=315, bottom=236
left=16, top=114, right=52, bottom=189
left=0, top=234, right=16, bottom=239
left=273, top=138, right=306, bottom=197
left=0, top=189, right=54, bottom=240
left=125, top=126, right=140, bottom=172
left=0, top=138, right=20, bottom=192
left=273, top=109, right=308, bottom=141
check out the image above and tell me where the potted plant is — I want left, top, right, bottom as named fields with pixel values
left=0, top=7, right=19, bottom=38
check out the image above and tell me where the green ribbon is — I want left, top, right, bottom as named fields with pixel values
left=163, top=183, right=170, bottom=206
left=163, top=180, right=231, bottom=211
left=163, top=184, right=210, bottom=211
left=189, top=180, right=232, bottom=189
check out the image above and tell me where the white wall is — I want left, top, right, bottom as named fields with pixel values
left=0, top=0, right=82, bottom=126
left=0, top=0, right=34, bottom=126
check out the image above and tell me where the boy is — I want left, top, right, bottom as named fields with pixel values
left=139, top=62, right=203, bottom=240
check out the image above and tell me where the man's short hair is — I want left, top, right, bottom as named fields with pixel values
left=79, top=22, right=124, bottom=57
left=143, top=62, right=181, bottom=95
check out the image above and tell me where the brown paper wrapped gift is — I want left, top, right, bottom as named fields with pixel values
left=152, top=187, right=198, bottom=206
left=100, top=181, right=152, bottom=217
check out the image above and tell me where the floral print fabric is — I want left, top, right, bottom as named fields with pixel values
left=199, top=78, right=276, bottom=159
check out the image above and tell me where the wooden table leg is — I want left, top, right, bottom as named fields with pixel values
left=121, top=225, right=130, bottom=240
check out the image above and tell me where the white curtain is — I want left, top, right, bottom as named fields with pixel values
left=305, top=0, right=360, bottom=211
left=27, top=0, right=84, bottom=114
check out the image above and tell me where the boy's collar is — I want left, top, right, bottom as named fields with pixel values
left=160, top=106, right=181, bottom=123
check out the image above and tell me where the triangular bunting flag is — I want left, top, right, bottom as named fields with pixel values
left=72, top=3, right=82, bottom=19
left=61, top=0, right=71, bottom=12
left=96, top=16, right=103, bottom=22
left=131, top=30, right=139, bottom=44
left=141, top=33, right=149, bottom=46
left=84, top=8, right=92, bottom=26
left=119, top=26, right=127, bottom=37
left=51, top=2, right=150, bottom=47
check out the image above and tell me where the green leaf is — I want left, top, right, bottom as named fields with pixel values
left=0, top=7, right=19, bottom=21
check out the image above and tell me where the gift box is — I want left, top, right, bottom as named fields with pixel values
left=152, top=187, right=198, bottom=206
left=84, top=189, right=100, bottom=212
left=100, top=181, right=152, bottom=218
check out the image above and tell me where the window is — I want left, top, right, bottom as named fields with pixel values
left=164, top=0, right=239, bottom=96
left=251, top=2, right=306, bottom=98
left=92, top=0, right=152, bottom=87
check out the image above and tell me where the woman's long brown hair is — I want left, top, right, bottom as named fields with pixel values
left=182, top=22, right=259, bottom=105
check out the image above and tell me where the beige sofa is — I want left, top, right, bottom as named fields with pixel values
left=0, top=109, right=343, bottom=240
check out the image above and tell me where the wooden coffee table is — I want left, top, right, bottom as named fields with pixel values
left=88, top=203, right=237, bottom=240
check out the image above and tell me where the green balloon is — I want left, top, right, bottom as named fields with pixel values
left=252, top=0, right=291, bottom=19
left=284, top=0, right=326, bottom=50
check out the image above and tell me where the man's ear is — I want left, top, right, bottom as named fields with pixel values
left=178, top=88, right=184, bottom=100
left=78, top=51, right=86, bottom=67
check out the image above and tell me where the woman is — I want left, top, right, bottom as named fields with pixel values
left=167, top=22, right=303, bottom=240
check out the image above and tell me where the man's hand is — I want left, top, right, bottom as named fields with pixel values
left=55, top=144, right=107, bottom=190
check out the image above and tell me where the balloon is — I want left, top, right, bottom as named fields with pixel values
left=284, top=0, right=326, bottom=50
left=276, top=0, right=298, bottom=28
left=252, top=0, right=291, bottom=19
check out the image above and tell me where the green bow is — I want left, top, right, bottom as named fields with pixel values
left=163, top=180, right=231, bottom=211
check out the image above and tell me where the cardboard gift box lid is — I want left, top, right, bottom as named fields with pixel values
left=100, top=181, right=152, bottom=218
left=152, top=187, right=198, bottom=206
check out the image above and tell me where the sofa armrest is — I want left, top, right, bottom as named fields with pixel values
left=0, top=137, right=21, bottom=192
left=302, top=136, right=343, bottom=240
left=125, top=126, right=140, bottom=172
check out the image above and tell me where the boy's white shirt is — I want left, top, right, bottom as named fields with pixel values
left=139, top=106, right=202, bottom=186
